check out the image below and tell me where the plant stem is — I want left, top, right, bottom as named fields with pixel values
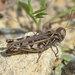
left=30, top=15, right=39, bottom=30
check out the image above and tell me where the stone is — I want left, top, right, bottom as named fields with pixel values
left=0, top=32, right=62, bottom=75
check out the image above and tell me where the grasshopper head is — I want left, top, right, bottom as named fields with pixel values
left=56, top=27, right=66, bottom=42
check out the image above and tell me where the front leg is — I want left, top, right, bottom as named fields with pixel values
left=36, top=52, right=42, bottom=63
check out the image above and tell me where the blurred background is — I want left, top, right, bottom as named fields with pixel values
left=0, top=0, right=75, bottom=74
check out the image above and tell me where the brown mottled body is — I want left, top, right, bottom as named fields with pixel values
left=6, top=27, right=66, bottom=56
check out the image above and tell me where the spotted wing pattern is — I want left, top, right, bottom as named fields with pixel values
left=6, top=27, right=66, bottom=55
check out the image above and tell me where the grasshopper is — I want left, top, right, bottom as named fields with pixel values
left=6, top=27, right=66, bottom=61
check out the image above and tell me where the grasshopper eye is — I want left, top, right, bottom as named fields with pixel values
left=56, top=27, right=66, bottom=41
